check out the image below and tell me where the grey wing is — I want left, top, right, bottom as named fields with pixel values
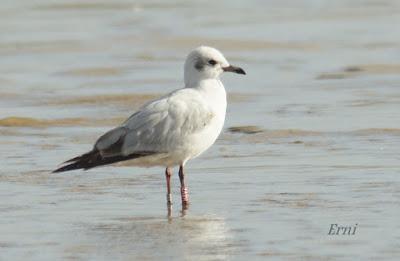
left=95, top=126, right=129, bottom=157
left=94, top=89, right=214, bottom=157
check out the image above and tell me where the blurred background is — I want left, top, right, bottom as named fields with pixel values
left=1, top=0, right=399, bottom=260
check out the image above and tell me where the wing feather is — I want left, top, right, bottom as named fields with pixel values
left=95, top=89, right=214, bottom=157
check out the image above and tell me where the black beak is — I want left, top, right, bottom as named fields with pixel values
left=223, top=65, right=246, bottom=75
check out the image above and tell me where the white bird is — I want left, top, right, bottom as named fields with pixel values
left=53, top=46, right=246, bottom=207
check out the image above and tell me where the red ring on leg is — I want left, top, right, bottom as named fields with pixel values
left=181, top=187, right=189, bottom=203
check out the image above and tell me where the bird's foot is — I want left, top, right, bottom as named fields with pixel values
left=167, top=202, right=172, bottom=219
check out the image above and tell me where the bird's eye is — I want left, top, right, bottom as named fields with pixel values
left=208, top=59, right=217, bottom=66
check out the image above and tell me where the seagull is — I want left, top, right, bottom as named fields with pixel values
left=53, top=46, right=246, bottom=207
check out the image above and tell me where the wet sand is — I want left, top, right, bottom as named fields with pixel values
left=1, top=0, right=400, bottom=260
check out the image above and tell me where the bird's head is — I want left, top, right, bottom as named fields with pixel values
left=184, top=46, right=245, bottom=86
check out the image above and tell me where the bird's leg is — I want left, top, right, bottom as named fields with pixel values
left=179, top=165, right=189, bottom=206
left=165, top=167, right=172, bottom=205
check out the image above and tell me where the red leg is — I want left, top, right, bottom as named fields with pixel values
left=179, top=165, right=189, bottom=206
left=165, top=167, right=172, bottom=205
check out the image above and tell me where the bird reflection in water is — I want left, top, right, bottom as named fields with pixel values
left=167, top=199, right=189, bottom=219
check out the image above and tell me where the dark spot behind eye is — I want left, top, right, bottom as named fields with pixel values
left=208, top=59, right=217, bottom=66
left=195, top=60, right=204, bottom=70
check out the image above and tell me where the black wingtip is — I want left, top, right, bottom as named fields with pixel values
left=52, top=150, right=156, bottom=173
left=52, top=162, right=81, bottom=173
left=52, top=150, right=97, bottom=173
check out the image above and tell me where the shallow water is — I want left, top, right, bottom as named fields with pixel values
left=1, top=0, right=400, bottom=260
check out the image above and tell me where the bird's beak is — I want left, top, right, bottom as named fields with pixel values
left=223, top=65, right=246, bottom=75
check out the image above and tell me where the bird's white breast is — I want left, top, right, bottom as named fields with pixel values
left=183, top=79, right=227, bottom=162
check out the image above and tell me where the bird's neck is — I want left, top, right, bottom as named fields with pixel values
left=190, top=78, right=227, bottom=107
left=185, top=78, right=222, bottom=89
